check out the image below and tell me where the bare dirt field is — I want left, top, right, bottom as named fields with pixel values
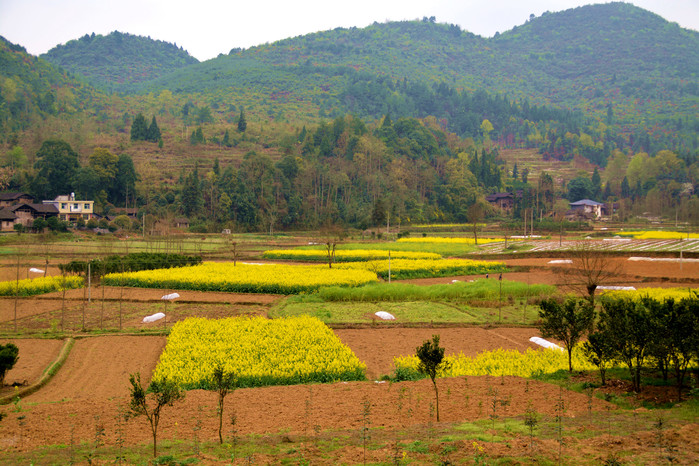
left=0, top=289, right=280, bottom=334
left=335, top=327, right=541, bottom=379
left=0, top=331, right=610, bottom=455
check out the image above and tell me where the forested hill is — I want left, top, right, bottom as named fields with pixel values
left=41, top=31, right=199, bottom=91
left=0, top=36, right=101, bottom=134
left=142, top=4, right=696, bottom=100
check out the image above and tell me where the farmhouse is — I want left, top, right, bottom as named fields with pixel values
left=0, top=207, right=17, bottom=231
left=569, top=199, right=604, bottom=218
left=0, top=192, right=34, bottom=208
left=42, top=194, right=95, bottom=223
left=10, top=203, right=59, bottom=228
left=485, top=192, right=515, bottom=212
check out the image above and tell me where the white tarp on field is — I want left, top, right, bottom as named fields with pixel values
left=629, top=257, right=699, bottom=263
left=143, top=312, right=165, bottom=323
left=161, top=293, right=180, bottom=300
left=548, top=260, right=572, bottom=264
left=529, top=337, right=564, bottom=351
left=598, top=286, right=636, bottom=291
left=29, top=268, right=45, bottom=273
left=375, top=311, right=395, bottom=320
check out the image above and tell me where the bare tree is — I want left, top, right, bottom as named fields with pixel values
left=318, top=223, right=346, bottom=269
left=563, top=241, right=623, bottom=304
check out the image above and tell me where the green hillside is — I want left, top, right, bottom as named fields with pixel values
left=0, top=3, right=697, bottom=232
left=0, top=36, right=101, bottom=134
left=42, top=31, right=199, bottom=91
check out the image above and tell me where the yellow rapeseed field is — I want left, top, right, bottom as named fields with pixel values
left=394, top=347, right=595, bottom=379
left=153, top=315, right=366, bottom=388
left=617, top=230, right=699, bottom=239
left=602, top=287, right=698, bottom=301
left=397, top=237, right=509, bottom=245
left=262, top=249, right=441, bottom=261
left=0, top=275, right=84, bottom=296
left=103, top=261, right=378, bottom=294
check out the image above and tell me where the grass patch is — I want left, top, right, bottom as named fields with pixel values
left=292, top=279, right=555, bottom=303
left=270, top=301, right=472, bottom=324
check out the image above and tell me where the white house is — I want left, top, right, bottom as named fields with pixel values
left=569, top=199, right=604, bottom=218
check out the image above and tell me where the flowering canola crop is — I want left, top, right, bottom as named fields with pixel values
left=262, top=249, right=441, bottom=262
left=153, top=315, right=366, bottom=388
left=394, top=346, right=596, bottom=379
left=617, top=231, right=699, bottom=239
left=397, top=237, right=508, bottom=245
left=103, top=261, right=378, bottom=294
left=0, top=275, right=84, bottom=296
left=334, top=258, right=507, bottom=280
left=602, top=287, right=698, bottom=302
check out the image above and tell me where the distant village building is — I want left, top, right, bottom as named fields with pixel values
left=42, top=194, right=94, bottom=223
left=0, top=192, right=34, bottom=208
left=9, top=203, right=58, bottom=228
left=568, top=199, right=604, bottom=218
left=485, top=192, right=515, bottom=212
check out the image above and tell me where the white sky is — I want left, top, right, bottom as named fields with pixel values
left=0, top=0, right=697, bottom=61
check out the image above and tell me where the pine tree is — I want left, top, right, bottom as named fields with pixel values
left=237, top=108, right=247, bottom=132
left=147, top=116, right=161, bottom=143
left=130, top=113, right=148, bottom=141
left=591, top=167, right=602, bottom=199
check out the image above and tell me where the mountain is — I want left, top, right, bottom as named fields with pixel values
left=0, top=36, right=99, bottom=135
left=41, top=31, right=199, bottom=91
left=126, top=3, right=697, bottom=125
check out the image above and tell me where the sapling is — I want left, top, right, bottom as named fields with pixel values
left=208, top=364, right=237, bottom=444
left=127, top=372, right=184, bottom=458
left=523, top=402, right=539, bottom=450
left=416, top=334, right=450, bottom=422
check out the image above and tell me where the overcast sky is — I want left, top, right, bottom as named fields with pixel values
left=1, top=0, right=697, bottom=61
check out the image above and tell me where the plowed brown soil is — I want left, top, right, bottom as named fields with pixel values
left=0, top=329, right=583, bottom=453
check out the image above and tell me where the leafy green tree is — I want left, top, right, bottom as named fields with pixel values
left=582, top=332, right=616, bottom=385
left=127, top=373, right=184, bottom=458
left=208, top=365, right=237, bottom=444
left=181, top=164, right=203, bottom=217
left=89, top=147, right=119, bottom=186
left=0, top=343, right=19, bottom=387
left=3, top=145, right=27, bottom=170
left=32, top=139, right=80, bottom=199
left=196, top=106, right=213, bottom=125
left=416, top=334, right=450, bottom=422
left=371, top=198, right=386, bottom=227
left=594, top=297, right=652, bottom=392
left=566, top=176, right=594, bottom=201
left=112, top=154, right=139, bottom=205
left=538, top=297, right=595, bottom=372
left=71, top=166, right=101, bottom=200
left=32, top=217, right=48, bottom=232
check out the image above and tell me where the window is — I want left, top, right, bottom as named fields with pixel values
left=84, top=203, right=90, bottom=210
left=61, top=203, right=67, bottom=209
left=73, top=203, right=79, bottom=209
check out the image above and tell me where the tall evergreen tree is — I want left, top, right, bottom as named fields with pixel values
left=237, top=108, right=247, bottom=132
left=130, top=113, right=149, bottom=141
left=147, top=116, right=161, bottom=143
